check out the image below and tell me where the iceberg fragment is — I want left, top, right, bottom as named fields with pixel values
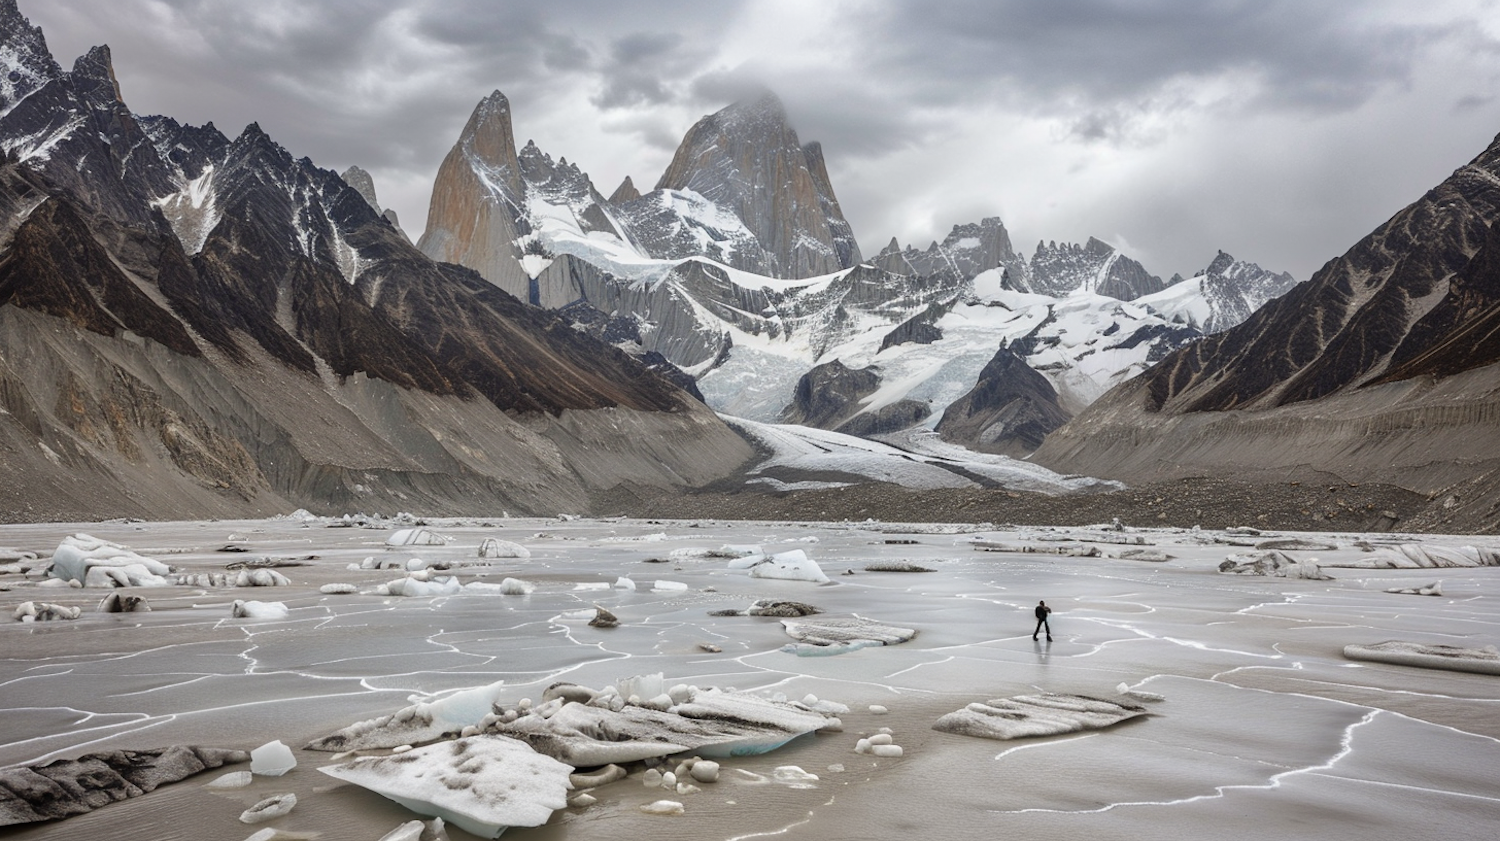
left=318, top=736, right=572, bottom=839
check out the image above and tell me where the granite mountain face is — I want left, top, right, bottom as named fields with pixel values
left=415, top=90, right=1294, bottom=458
left=1035, top=130, right=1500, bottom=526
left=0, top=1, right=749, bottom=520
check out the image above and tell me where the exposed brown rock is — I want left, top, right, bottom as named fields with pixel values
left=417, top=91, right=530, bottom=298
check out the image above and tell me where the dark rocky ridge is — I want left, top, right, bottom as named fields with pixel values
left=1034, top=130, right=1500, bottom=497
left=1029, top=237, right=1165, bottom=300
left=934, top=345, right=1071, bottom=456
left=0, top=9, right=753, bottom=522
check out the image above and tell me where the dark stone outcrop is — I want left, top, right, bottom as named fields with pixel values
left=781, top=359, right=882, bottom=428
left=1034, top=130, right=1500, bottom=494
left=935, top=346, right=1071, bottom=456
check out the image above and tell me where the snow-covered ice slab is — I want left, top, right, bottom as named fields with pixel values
left=318, top=735, right=571, bottom=839
left=932, top=693, right=1149, bottom=740
left=308, top=680, right=508, bottom=751
left=780, top=616, right=916, bottom=652
left=486, top=688, right=830, bottom=764
left=1343, top=641, right=1500, bottom=675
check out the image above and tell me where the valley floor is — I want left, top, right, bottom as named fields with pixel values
left=2, top=514, right=1498, bottom=841
left=602, top=475, right=1461, bottom=533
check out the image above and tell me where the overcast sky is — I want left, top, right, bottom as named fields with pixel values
left=23, top=0, right=1500, bottom=280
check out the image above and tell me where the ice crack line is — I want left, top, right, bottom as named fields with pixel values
left=992, top=709, right=1381, bottom=816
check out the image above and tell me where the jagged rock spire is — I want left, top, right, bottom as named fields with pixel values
left=418, top=90, right=530, bottom=296
left=651, top=90, right=861, bottom=278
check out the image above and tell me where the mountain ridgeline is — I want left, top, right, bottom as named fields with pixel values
left=0, top=0, right=750, bottom=521
left=1034, top=132, right=1500, bottom=529
left=5, top=0, right=1496, bottom=526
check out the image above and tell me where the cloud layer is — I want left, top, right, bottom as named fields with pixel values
left=24, top=0, right=1500, bottom=280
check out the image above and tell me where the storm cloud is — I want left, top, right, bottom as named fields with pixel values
left=22, top=0, right=1500, bottom=280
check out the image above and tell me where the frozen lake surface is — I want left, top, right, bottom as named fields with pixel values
left=3, top=515, right=1498, bottom=840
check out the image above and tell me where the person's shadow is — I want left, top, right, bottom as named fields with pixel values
left=1033, top=636, right=1051, bottom=663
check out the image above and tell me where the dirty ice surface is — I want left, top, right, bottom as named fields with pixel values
left=1, top=515, right=1498, bottom=841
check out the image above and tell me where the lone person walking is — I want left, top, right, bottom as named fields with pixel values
left=1033, top=600, right=1052, bottom=641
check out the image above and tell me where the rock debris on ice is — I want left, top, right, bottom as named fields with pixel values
left=0, top=746, right=248, bottom=827
left=1218, top=550, right=1330, bottom=579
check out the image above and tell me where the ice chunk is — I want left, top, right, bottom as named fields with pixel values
left=617, top=673, right=664, bottom=701
left=320, top=583, right=358, bottom=594
left=250, top=740, right=296, bottom=776
left=652, top=580, right=688, bottom=592
left=614, top=576, right=636, bottom=590
left=240, top=792, right=296, bottom=824
left=378, top=819, right=425, bottom=841
left=387, top=528, right=450, bottom=546
left=234, top=569, right=292, bottom=587
left=386, top=576, right=462, bottom=597
left=933, top=693, right=1148, bottom=740
left=748, top=550, right=830, bottom=583
left=477, top=539, right=531, bottom=559
left=204, top=770, right=253, bottom=789
left=13, top=601, right=81, bottom=621
left=318, top=736, right=572, bottom=838
left=307, top=680, right=507, bottom=751
left=688, top=760, right=719, bottom=783
left=640, top=800, right=684, bottom=815
left=48, top=534, right=172, bottom=585
left=231, top=600, right=289, bottom=620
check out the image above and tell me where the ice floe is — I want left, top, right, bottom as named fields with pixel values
left=932, top=693, right=1149, bottom=740
left=318, top=736, right=572, bottom=838
left=779, top=616, right=917, bottom=655
left=747, top=549, right=830, bottom=583
left=240, top=793, right=296, bottom=824
left=481, top=686, right=829, bottom=764
left=1343, top=641, right=1500, bottom=675
left=231, top=600, right=289, bottom=620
